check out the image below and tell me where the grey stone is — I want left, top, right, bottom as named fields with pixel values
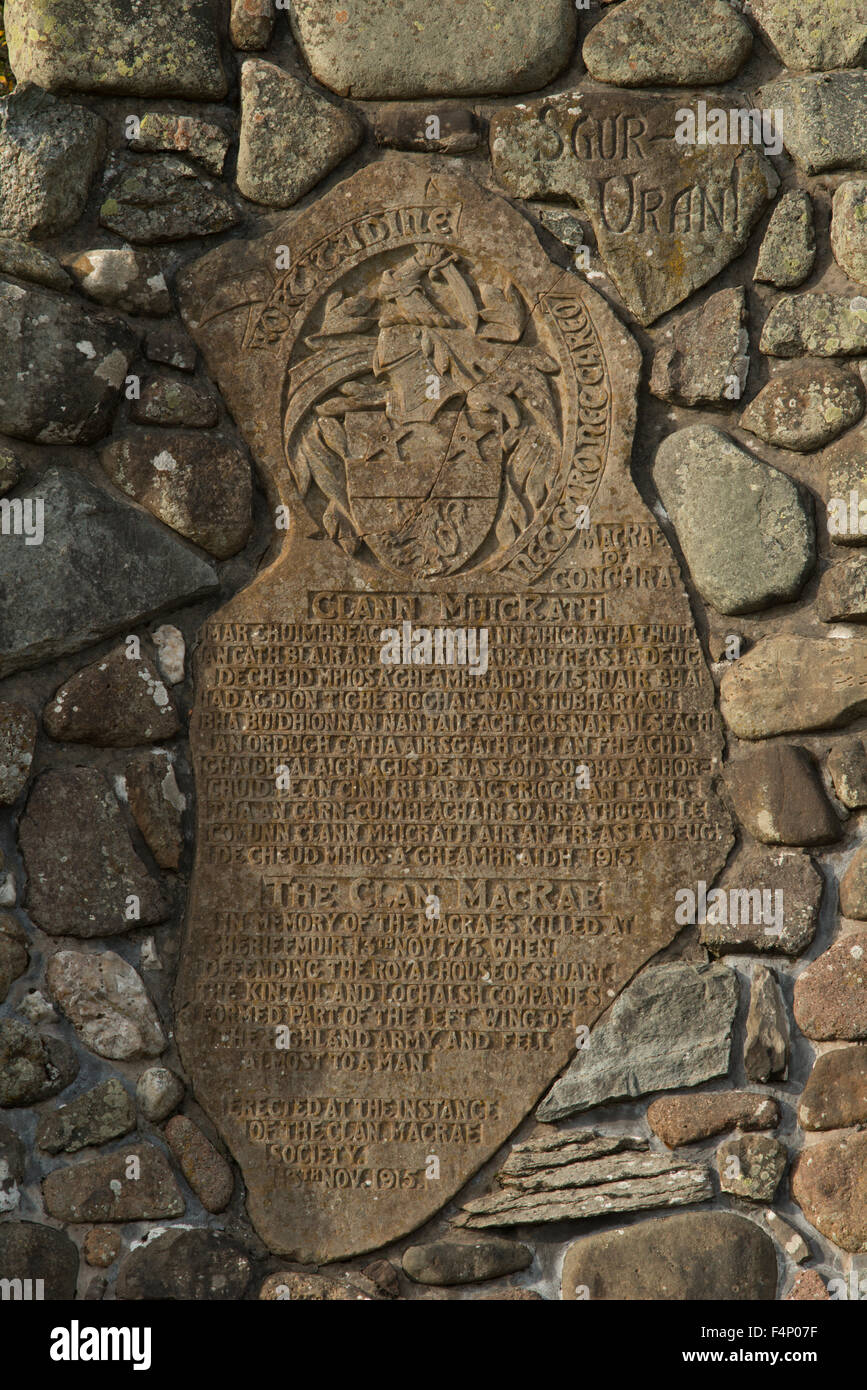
left=650, top=288, right=749, bottom=408
left=745, top=965, right=788, bottom=1083
left=583, top=0, right=751, bottom=87
left=43, top=645, right=180, bottom=747
left=725, top=744, right=842, bottom=846
left=717, top=1135, right=787, bottom=1202
left=536, top=207, right=588, bottom=258
left=747, top=0, right=867, bottom=72
left=826, top=427, right=867, bottom=546
left=67, top=248, right=171, bottom=316
left=231, top=0, right=275, bottom=52
left=136, top=1066, right=184, bottom=1123
left=130, top=377, right=219, bottom=428
left=289, top=0, right=577, bottom=100
left=0, top=85, right=104, bottom=238
left=36, top=1078, right=136, bottom=1154
left=0, top=468, right=218, bottom=679
left=721, top=633, right=867, bottom=736
left=760, top=293, right=867, bottom=357
left=536, top=962, right=738, bottom=1121
left=741, top=364, right=863, bottom=452
left=43, top=1143, right=184, bottom=1222
left=0, top=702, right=36, bottom=803
left=145, top=324, right=197, bottom=372
left=0, top=914, right=29, bottom=1004
left=0, top=1221, right=79, bottom=1300
left=0, top=1019, right=78, bottom=1107
left=0, top=239, right=70, bottom=292
left=131, top=112, right=230, bottom=177
left=499, top=1130, right=649, bottom=1178
left=0, top=1120, right=25, bottom=1212
left=5, top=0, right=228, bottom=99
left=20, top=768, right=169, bottom=937
left=100, top=156, right=239, bottom=244
left=402, top=1238, right=531, bottom=1286
left=828, top=735, right=867, bottom=807
left=763, top=72, right=867, bottom=175
left=652, top=425, right=815, bottom=615
left=818, top=557, right=867, bottom=622
left=237, top=61, right=362, bottom=209
left=701, top=847, right=821, bottom=957
left=764, top=1211, right=809, bottom=1264
left=164, top=1114, right=234, bottom=1214
left=832, top=182, right=867, bottom=288
left=562, top=1212, right=778, bottom=1300
left=47, top=949, right=166, bottom=1061
left=125, top=753, right=185, bottom=870
left=754, top=191, right=816, bottom=289
left=0, top=281, right=137, bottom=445
left=116, top=1227, right=251, bottom=1300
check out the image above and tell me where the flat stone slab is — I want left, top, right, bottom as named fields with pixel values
left=583, top=0, right=752, bottom=88
left=490, top=88, right=777, bottom=324
left=720, top=634, right=867, bottom=737
left=175, top=159, right=732, bottom=1261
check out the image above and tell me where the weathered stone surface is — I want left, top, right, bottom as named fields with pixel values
left=653, top=425, right=814, bottom=615
left=289, top=0, right=576, bottom=99
left=100, top=432, right=252, bottom=559
left=763, top=1211, right=809, bottom=1264
left=0, top=1221, right=79, bottom=1300
left=537, top=963, right=738, bottom=1121
left=799, top=1046, right=867, bottom=1130
left=498, top=1129, right=649, bottom=1179
left=0, top=85, right=104, bottom=238
left=794, top=933, right=867, bottom=1040
left=562, top=1212, right=777, bottom=1300
left=131, top=377, right=219, bottom=429
left=828, top=735, right=867, bottom=807
left=741, top=364, right=863, bottom=453
left=0, top=238, right=70, bottom=292
left=100, top=156, right=239, bottom=244
left=650, top=288, right=748, bottom=408
left=136, top=1066, right=184, bottom=1123
left=763, top=73, right=867, bottom=176
left=648, top=1092, right=779, bottom=1148
left=818, top=558, right=867, bottom=622
left=20, top=768, right=168, bottom=937
left=0, top=282, right=136, bottom=445
left=0, top=469, right=218, bottom=679
left=726, top=744, right=841, bottom=846
left=491, top=89, right=777, bottom=325
left=745, top=965, right=788, bottom=1083
left=363, top=1259, right=401, bottom=1299
left=826, top=428, right=867, bottom=547
left=761, top=293, right=867, bottom=358
left=749, top=0, right=867, bottom=73
left=67, top=248, right=171, bottom=316
left=126, top=753, right=185, bottom=870
left=786, top=1269, right=829, bottom=1300
left=151, top=625, right=186, bottom=685
left=47, top=949, right=166, bottom=1060
left=131, top=112, right=230, bottom=177
left=43, top=1143, right=183, bottom=1222
left=231, top=0, right=275, bottom=51
left=84, top=1227, right=122, bottom=1268
left=145, top=324, right=197, bottom=372
left=0, top=1120, right=25, bottom=1212
left=259, top=1271, right=375, bottom=1301
left=718, top=1135, right=787, bottom=1202
left=164, top=1114, right=233, bottom=1213
left=237, top=61, right=362, bottom=209
left=44, top=646, right=180, bottom=747
left=701, top=849, right=821, bottom=956
left=117, top=1227, right=251, bottom=1299
left=371, top=105, right=479, bottom=154
left=403, top=1238, right=531, bottom=1286
left=792, top=1131, right=867, bottom=1251
left=754, top=191, right=816, bottom=289
left=5, top=0, right=227, bottom=99
left=0, top=1019, right=78, bottom=1107
left=720, top=634, right=867, bottom=736
left=175, top=159, right=733, bottom=1261
left=36, top=1078, right=136, bottom=1154
left=0, top=449, right=22, bottom=495
left=583, top=0, right=751, bottom=87
left=0, top=702, right=35, bottom=804
left=832, top=182, right=867, bottom=287
left=841, top=848, right=867, bottom=919
left=458, top=1150, right=712, bottom=1228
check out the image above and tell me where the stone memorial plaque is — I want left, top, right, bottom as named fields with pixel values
left=176, top=159, right=733, bottom=1261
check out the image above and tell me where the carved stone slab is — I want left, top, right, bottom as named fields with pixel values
left=176, top=159, right=733, bottom=1261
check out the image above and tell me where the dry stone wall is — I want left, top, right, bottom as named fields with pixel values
left=0, top=0, right=866, bottom=1304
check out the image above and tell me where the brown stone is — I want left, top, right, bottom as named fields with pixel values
left=84, top=1226, right=122, bottom=1268
left=36, top=1078, right=136, bottom=1154
left=817, top=557, right=867, bottom=623
left=700, top=847, right=822, bottom=957
left=825, top=425, right=867, bottom=547
left=648, top=1092, right=779, bottom=1148
left=175, top=159, right=732, bottom=1261
left=490, top=89, right=777, bottom=325
left=371, top=106, right=479, bottom=154
left=0, top=701, right=36, bottom=803
left=649, top=287, right=749, bottom=407
left=725, top=744, right=841, bottom=846
left=402, top=1238, right=531, bottom=1286
left=744, top=965, right=788, bottom=1083
left=116, top=1227, right=251, bottom=1300
left=230, top=0, right=274, bottom=51
left=164, top=1114, right=233, bottom=1213
left=125, top=752, right=185, bottom=870
left=794, top=933, right=867, bottom=1041
left=792, top=1131, right=867, bottom=1251
left=841, top=848, right=867, bottom=919
left=786, top=1269, right=830, bottom=1301
left=43, top=644, right=181, bottom=746
left=259, top=1271, right=377, bottom=1301
left=47, top=949, right=166, bottom=1061
left=720, top=634, right=867, bottom=737
left=130, top=377, right=220, bottom=429
left=741, top=363, right=864, bottom=452
left=42, top=1143, right=184, bottom=1222
left=828, top=735, right=867, bottom=807
left=799, top=1046, right=867, bottom=1130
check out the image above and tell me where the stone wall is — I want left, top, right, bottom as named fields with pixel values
left=1, top=0, right=866, bottom=1303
